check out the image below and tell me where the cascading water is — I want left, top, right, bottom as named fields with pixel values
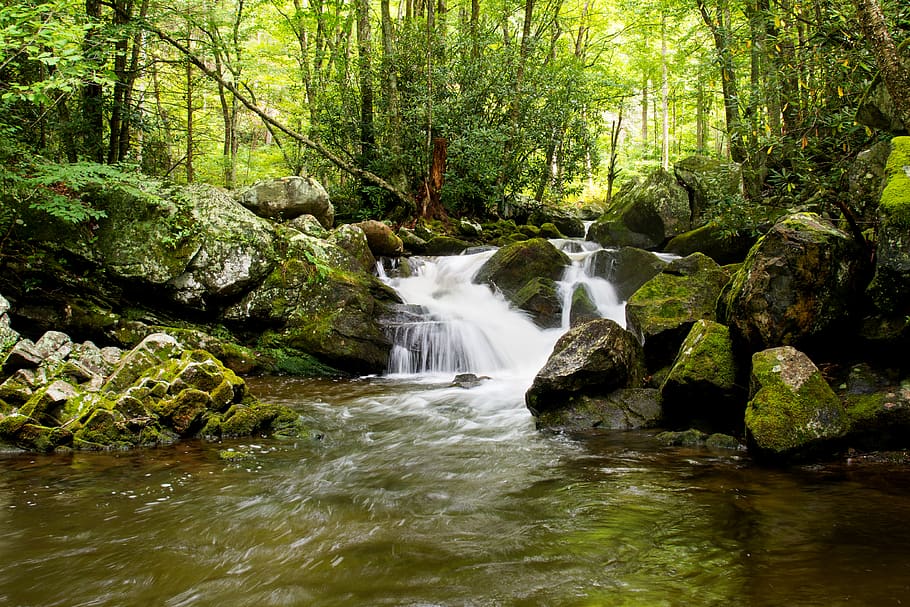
left=379, top=236, right=629, bottom=390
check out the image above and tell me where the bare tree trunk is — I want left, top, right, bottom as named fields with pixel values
left=82, top=0, right=105, bottom=163
left=186, top=57, right=194, bottom=184
left=357, top=0, right=375, bottom=198
left=854, top=0, right=910, bottom=129
left=641, top=78, right=648, bottom=147
left=660, top=12, right=669, bottom=170
left=606, top=107, right=623, bottom=204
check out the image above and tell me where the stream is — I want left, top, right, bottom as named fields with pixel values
left=2, top=244, right=910, bottom=606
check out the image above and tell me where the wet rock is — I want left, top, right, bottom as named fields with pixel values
left=475, top=238, right=570, bottom=302
left=451, top=373, right=491, bottom=389
left=457, top=219, right=483, bottom=239
left=538, top=223, right=565, bottom=239
left=513, top=277, right=563, bottom=329
left=656, top=428, right=744, bottom=450
left=237, top=176, right=334, bottom=227
left=397, top=227, right=429, bottom=255
left=587, top=247, right=668, bottom=302
left=660, top=320, right=744, bottom=432
left=569, top=285, right=599, bottom=327
left=535, top=388, right=662, bottom=431
left=746, top=346, right=848, bottom=460
left=625, top=253, right=730, bottom=371
left=717, top=212, right=864, bottom=352
left=354, top=220, right=405, bottom=257
left=867, top=136, right=910, bottom=316
left=526, top=318, right=645, bottom=417
left=842, top=364, right=910, bottom=451
left=587, top=168, right=690, bottom=249
left=423, top=236, right=473, bottom=256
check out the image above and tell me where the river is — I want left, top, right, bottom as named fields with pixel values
left=2, top=245, right=910, bottom=606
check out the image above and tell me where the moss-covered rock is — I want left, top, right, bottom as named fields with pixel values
left=664, top=222, right=757, bottom=265
left=569, top=285, right=599, bottom=326
left=587, top=168, right=690, bottom=248
left=220, top=402, right=306, bottom=438
left=354, top=220, right=404, bottom=257
left=746, top=346, right=848, bottom=460
left=717, top=212, right=864, bottom=352
left=868, top=136, right=910, bottom=316
left=237, top=176, right=334, bottom=227
left=526, top=318, right=645, bottom=417
left=840, top=364, right=910, bottom=450
left=673, top=155, right=743, bottom=225
left=475, top=238, right=570, bottom=302
left=660, top=320, right=744, bottom=432
left=513, top=277, right=563, bottom=329
left=625, top=253, right=730, bottom=371
left=422, top=235, right=472, bottom=256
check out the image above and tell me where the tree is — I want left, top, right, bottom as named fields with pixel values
left=854, top=0, right=910, bottom=129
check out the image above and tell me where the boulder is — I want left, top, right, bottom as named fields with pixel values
left=89, top=184, right=278, bottom=310
left=237, top=176, right=334, bottom=227
left=457, top=219, right=483, bottom=239
left=525, top=318, right=645, bottom=417
left=625, top=253, right=730, bottom=371
left=586, top=247, right=668, bottom=301
left=660, top=320, right=744, bottom=432
left=513, top=277, right=563, bottom=329
left=867, top=136, right=910, bottom=316
left=529, top=209, right=586, bottom=238
left=841, top=364, right=910, bottom=451
left=587, top=168, right=690, bottom=249
left=286, top=214, right=330, bottom=239
left=424, top=236, right=473, bottom=256
left=746, top=346, right=848, bottom=460
left=223, top=234, right=400, bottom=374
left=665, top=222, right=757, bottom=265
left=474, top=238, right=570, bottom=301
left=397, top=227, right=429, bottom=254
left=856, top=49, right=910, bottom=134
left=326, top=224, right=377, bottom=275
left=535, top=388, right=662, bottom=431
left=569, top=285, right=599, bottom=326
left=717, top=212, right=864, bottom=352
left=673, top=155, right=743, bottom=225
left=354, top=220, right=404, bottom=257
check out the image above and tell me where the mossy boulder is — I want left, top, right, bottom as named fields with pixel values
left=354, top=220, right=404, bottom=257
left=397, top=227, right=429, bottom=254
left=526, top=318, right=645, bottom=417
left=848, top=140, right=892, bottom=224
left=474, top=238, right=570, bottom=302
left=625, top=253, right=730, bottom=371
left=569, top=285, right=599, bottom=326
left=586, top=247, right=668, bottom=301
left=673, top=155, right=743, bottom=225
left=717, top=212, right=864, bottom=352
left=660, top=320, right=744, bottom=432
left=237, top=176, right=334, bottom=227
left=665, top=222, right=757, bottom=265
left=424, top=236, right=473, bottom=256
left=746, top=346, right=848, bottom=460
left=868, top=136, right=910, bottom=316
left=535, top=388, right=662, bottom=431
left=587, top=168, right=690, bottom=248
left=841, top=364, right=910, bottom=450
left=513, top=277, right=563, bottom=329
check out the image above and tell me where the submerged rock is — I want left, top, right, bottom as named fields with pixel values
left=513, top=277, right=563, bottom=329
left=746, top=346, right=848, bottom=460
left=535, top=388, right=662, bottom=431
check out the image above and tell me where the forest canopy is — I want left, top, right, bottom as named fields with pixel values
left=1, top=0, right=908, bottom=223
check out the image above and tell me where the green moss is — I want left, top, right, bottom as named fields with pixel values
left=221, top=402, right=304, bottom=438
left=880, top=136, right=910, bottom=227
left=73, top=409, right=136, bottom=450
left=665, top=320, right=737, bottom=389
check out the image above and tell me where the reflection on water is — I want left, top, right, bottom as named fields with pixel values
left=2, top=376, right=910, bottom=607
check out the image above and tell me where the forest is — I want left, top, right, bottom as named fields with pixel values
left=1, top=0, right=908, bottom=227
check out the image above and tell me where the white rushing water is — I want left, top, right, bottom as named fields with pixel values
left=377, top=238, right=628, bottom=420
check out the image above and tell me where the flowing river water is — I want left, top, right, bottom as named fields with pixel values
left=2, top=244, right=910, bottom=606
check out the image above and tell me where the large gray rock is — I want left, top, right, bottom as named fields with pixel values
left=587, top=247, right=668, bottom=301
left=717, top=212, right=863, bottom=351
left=746, top=346, right=848, bottom=460
left=237, top=176, right=334, bottom=227
left=847, top=140, right=891, bottom=223
left=525, top=319, right=645, bottom=417
left=587, top=168, right=690, bottom=249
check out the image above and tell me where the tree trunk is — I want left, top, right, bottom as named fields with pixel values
left=641, top=78, right=648, bottom=147
left=660, top=12, right=669, bottom=170
left=421, top=137, right=448, bottom=219
left=186, top=57, right=194, bottom=184
left=381, top=0, right=402, bottom=184
left=357, top=0, right=375, bottom=179
left=82, top=0, right=105, bottom=163
left=854, top=0, right=910, bottom=129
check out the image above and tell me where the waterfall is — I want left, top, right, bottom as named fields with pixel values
left=379, top=236, right=627, bottom=381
